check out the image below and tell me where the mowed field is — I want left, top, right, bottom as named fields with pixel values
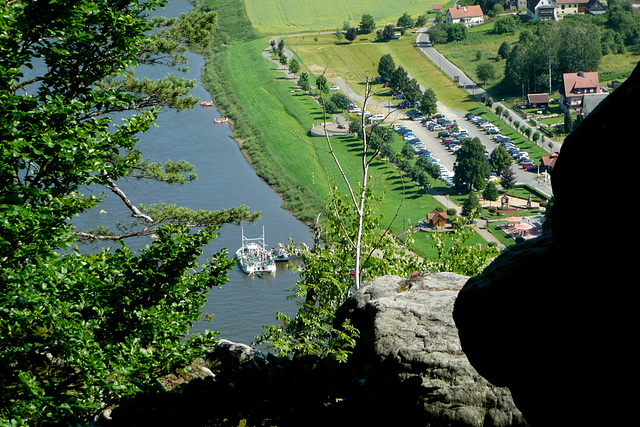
left=244, top=0, right=446, bottom=35
left=285, top=33, right=475, bottom=112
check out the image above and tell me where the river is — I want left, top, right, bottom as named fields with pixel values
left=75, top=0, right=313, bottom=349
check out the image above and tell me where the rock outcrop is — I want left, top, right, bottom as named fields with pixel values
left=336, top=273, right=527, bottom=427
left=453, top=64, right=640, bottom=427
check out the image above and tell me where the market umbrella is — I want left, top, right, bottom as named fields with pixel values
left=514, top=223, right=533, bottom=230
left=504, top=216, right=522, bottom=222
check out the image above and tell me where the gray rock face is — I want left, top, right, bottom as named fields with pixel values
left=337, top=273, right=527, bottom=427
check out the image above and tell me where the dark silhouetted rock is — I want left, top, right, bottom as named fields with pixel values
left=454, top=64, right=639, bottom=426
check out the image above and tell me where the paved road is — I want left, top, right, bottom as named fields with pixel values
left=409, top=29, right=554, bottom=198
left=267, top=32, right=555, bottom=200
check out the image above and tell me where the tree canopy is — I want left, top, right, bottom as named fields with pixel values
left=0, top=1, right=258, bottom=424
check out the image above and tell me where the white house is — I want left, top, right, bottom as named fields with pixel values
left=526, top=0, right=558, bottom=20
left=445, top=5, right=484, bottom=27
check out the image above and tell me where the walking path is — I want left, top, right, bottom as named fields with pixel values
left=263, top=36, right=527, bottom=249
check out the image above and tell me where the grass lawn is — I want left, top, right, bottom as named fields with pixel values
left=219, top=38, right=455, bottom=258
left=243, top=0, right=447, bottom=35
left=285, top=33, right=477, bottom=112
left=433, top=20, right=639, bottom=101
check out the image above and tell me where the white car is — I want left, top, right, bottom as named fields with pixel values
left=329, top=85, right=340, bottom=91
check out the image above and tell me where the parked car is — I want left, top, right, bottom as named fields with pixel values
left=348, top=106, right=361, bottom=113
left=438, top=131, right=450, bottom=138
left=329, top=85, right=340, bottom=91
left=431, top=124, right=444, bottom=131
left=522, top=162, right=536, bottom=169
left=432, top=113, right=444, bottom=119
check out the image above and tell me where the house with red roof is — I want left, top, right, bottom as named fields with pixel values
left=427, top=210, right=448, bottom=229
left=540, top=152, right=559, bottom=172
left=560, top=71, right=601, bottom=112
left=444, top=5, right=484, bottom=27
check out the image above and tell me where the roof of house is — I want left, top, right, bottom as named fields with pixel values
left=555, top=0, right=589, bottom=4
left=582, top=92, right=609, bottom=116
left=540, top=153, right=559, bottom=167
left=447, top=5, right=484, bottom=19
left=527, top=93, right=550, bottom=103
left=427, top=210, right=448, bottom=221
left=562, top=72, right=600, bottom=96
left=528, top=0, right=557, bottom=10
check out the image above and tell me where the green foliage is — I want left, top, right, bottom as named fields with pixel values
left=345, top=27, right=358, bottom=42
left=482, top=181, right=499, bottom=204
left=359, top=14, right=376, bottom=34
left=493, top=15, right=519, bottom=35
left=256, top=189, right=423, bottom=361
left=315, top=74, right=329, bottom=92
left=377, top=53, right=396, bottom=81
left=426, top=225, right=499, bottom=277
left=1, top=225, right=230, bottom=425
left=490, top=145, right=513, bottom=175
left=298, top=72, right=310, bottom=91
left=397, top=12, right=415, bottom=29
left=453, top=137, right=491, bottom=191
left=505, top=18, right=604, bottom=92
left=476, top=62, right=497, bottom=85
left=498, top=40, right=511, bottom=60
left=288, top=57, right=300, bottom=76
left=0, top=1, right=255, bottom=423
left=419, top=87, right=438, bottom=117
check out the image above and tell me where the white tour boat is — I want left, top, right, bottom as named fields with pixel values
left=235, top=227, right=276, bottom=275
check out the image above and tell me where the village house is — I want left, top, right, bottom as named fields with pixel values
left=560, top=71, right=601, bottom=112
left=584, top=0, right=607, bottom=15
left=527, top=93, right=550, bottom=109
left=555, top=0, right=590, bottom=17
left=526, top=0, right=605, bottom=19
left=540, top=152, right=559, bottom=172
left=444, top=5, right=484, bottom=27
left=526, top=0, right=558, bottom=20
left=427, top=210, right=448, bottom=229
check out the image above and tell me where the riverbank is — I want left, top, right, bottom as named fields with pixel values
left=193, top=0, right=516, bottom=257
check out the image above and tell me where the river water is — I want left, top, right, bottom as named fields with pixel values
left=75, top=0, right=313, bottom=348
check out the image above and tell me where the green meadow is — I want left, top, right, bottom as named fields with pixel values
left=244, top=0, right=447, bottom=35
left=216, top=38, right=458, bottom=253
left=198, top=0, right=559, bottom=253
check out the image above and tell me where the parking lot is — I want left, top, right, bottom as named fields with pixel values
left=386, top=104, right=553, bottom=196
